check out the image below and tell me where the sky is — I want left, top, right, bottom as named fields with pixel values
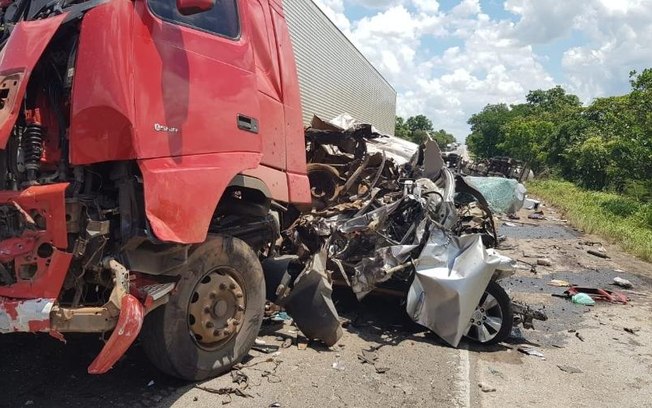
left=311, top=0, right=652, bottom=140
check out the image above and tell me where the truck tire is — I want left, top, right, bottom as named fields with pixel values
left=141, top=236, right=265, bottom=381
left=464, top=280, right=513, bottom=345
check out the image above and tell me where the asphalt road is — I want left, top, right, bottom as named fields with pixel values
left=1, top=200, right=651, bottom=408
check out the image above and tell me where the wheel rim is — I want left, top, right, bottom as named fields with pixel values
left=188, top=268, right=246, bottom=350
left=465, top=291, right=503, bottom=343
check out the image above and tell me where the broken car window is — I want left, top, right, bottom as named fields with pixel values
left=148, top=0, right=240, bottom=39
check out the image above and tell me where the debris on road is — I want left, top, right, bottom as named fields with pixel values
left=624, top=327, right=640, bottom=335
left=517, top=346, right=545, bottom=359
left=536, top=258, right=553, bottom=267
left=357, top=347, right=390, bottom=374
left=564, top=287, right=628, bottom=304
left=527, top=211, right=545, bottom=220
left=571, top=293, right=596, bottom=306
left=575, top=332, right=585, bottom=342
left=587, top=249, right=610, bottom=259
left=524, top=198, right=540, bottom=210
left=230, top=370, right=248, bottom=386
left=548, top=279, right=571, bottom=287
left=512, top=301, right=548, bottom=329
left=478, top=382, right=497, bottom=393
left=332, top=360, right=345, bottom=371
left=613, top=277, right=633, bottom=289
left=557, top=365, right=583, bottom=374
left=251, top=344, right=281, bottom=354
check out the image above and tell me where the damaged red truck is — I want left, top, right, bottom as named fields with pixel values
left=0, top=0, right=319, bottom=380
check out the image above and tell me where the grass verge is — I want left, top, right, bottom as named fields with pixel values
left=527, top=179, right=652, bottom=262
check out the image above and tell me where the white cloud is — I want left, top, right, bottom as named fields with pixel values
left=312, top=0, right=651, bottom=140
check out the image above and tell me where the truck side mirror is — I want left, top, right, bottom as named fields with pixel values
left=176, top=0, right=214, bottom=16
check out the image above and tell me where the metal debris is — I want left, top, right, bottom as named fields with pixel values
left=251, top=344, right=281, bottom=354
left=517, top=346, right=545, bottom=359
left=274, top=117, right=518, bottom=347
left=512, top=301, right=548, bottom=329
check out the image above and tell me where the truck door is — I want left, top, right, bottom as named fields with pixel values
left=132, top=0, right=260, bottom=159
left=250, top=0, right=286, bottom=170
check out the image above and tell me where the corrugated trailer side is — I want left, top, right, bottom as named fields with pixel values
left=282, top=0, right=397, bottom=135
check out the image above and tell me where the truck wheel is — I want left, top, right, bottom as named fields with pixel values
left=464, top=280, right=513, bottom=345
left=141, top=236, right=265, bottom=381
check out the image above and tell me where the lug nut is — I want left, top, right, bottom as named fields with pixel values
left=219, top=283, right=227, bottom=290
left=213, top=329, right=221, bottom=337
left=209, top=292, right=217, bottom=300
left=229, top=283, right=236, bottom=290
left=206, top=321, right=214, bottom=328
left=204, top=307, right=211, bottom=314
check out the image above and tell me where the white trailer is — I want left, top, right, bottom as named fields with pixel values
left=283, top=0, right=397, bottom=135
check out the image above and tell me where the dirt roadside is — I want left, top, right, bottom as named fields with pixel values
left=0, top=199, right=650, bottom=408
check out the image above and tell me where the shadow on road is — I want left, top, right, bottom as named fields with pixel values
left=0, top=333, right=188, bottom=408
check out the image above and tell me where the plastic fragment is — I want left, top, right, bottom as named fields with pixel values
left=571, top=293, right=595, bottom=306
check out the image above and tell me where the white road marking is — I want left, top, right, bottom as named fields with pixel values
left=456, top=347, right=471, bottom=408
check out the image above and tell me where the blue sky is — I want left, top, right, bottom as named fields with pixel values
left=313, top=0, right=652, bottom=139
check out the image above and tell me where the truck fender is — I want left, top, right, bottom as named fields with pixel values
left=138, top=152, right=263, bottom=244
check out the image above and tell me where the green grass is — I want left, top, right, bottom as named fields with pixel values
left=527, top=179, right=652, bottom=262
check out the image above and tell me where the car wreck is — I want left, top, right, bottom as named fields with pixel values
left=268, top=116, right=545, bottom=347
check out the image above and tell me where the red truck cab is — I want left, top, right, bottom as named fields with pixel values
left=0, top=0, right=311, bottom=380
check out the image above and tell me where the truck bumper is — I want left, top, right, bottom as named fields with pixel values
left=0, top=297, right=54, bottom=333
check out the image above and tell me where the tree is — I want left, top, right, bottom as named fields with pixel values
left=526, top=86, right=581, bottom=112
left=431, top=129, right=456, bottom=148
left=394, top=116, right=411, bottom=141
left=499, top=117, right=555, bottom=172
left=411, top=129, right=429, bottom=144
left=466, top=103, right=513, bottom=159
left=406, top=115, right=433, bottom=133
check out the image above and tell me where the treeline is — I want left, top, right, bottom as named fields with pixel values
left=395, top=114, right=456, bottom=147
left=467, top=69, right=652, bottom=201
